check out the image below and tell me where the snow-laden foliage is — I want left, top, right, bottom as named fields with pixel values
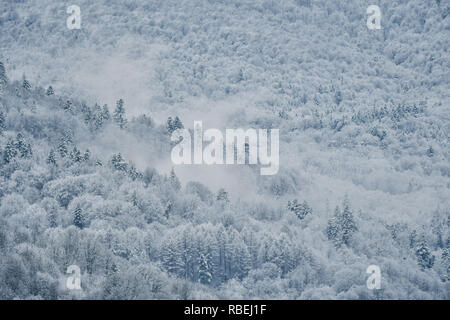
left=0, top=0, right=449, bottom=299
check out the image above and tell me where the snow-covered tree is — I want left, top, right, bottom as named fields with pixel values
left=166, top=116, right=184, bottom=135
left=102, top=104, right=110, bottom=121
left=73, top=207, right=84, bottom=229
left=169, top=168, right=181, bottom=191
left=113, top=99, right=127, bottom=129
left=111, top=153, right=127, bottom=172
left=0, top=111, right=5, bottom=135
left=64, top=100, right=73, bottom=113
left=415, top=239, right=435, bottom=270
left=57, top=137, right=68, bottom=158
left=83, top=149, right=91, bottom=161
left=216, top=188, right=229, bottom=203
left=46, top=150, right=57, bottom=166
left=15, top=133, right=31, bottom=158
left=287, top=200, right=312, bottom=220
left=0, top=61, right=8, bottom=86
left=70, top=146, right=82, bottom=163
left=3, top=139, right=17, bottom=163
left=326, top=199, right=358, bottom=247
left=198, top=253, right=212, bottom=285
left=22, top=76, right=31, bottom=91
left=46, top=86, right=54, bottom=96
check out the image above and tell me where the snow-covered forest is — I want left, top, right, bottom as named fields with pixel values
left=0, top=0, right=449, bottom=299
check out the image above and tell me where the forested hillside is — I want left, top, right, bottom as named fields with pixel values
left=0, top=0, right=449, bottom=299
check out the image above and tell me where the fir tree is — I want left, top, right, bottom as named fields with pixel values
left=415, top=239, right=435, bottom=270
left=128, top=163, right=142, bottom=181
left=442, top=248, right=450, bottom=280
left=3, top=139, right=17, bottom=163
left=111, top=153, right=127, bottom=171
left=164, top=201, right=173, bottom=219
left=326, top=207, right=341, bottom=246
left=57, top=138, right=68, bottom=158
left=0, top=61, right=8, bottom=86
left=83, top=149, right=91, bottom=161
left=173, top=116, right=184, bottom=130
left=169, top=168, right=181, bottom=191
left=198, top=253, right=212, bottom=285
left=22, top=77, right=31, bottom=91
left=46, top=86, right=54, bottom=96
left=0, top=111, right=5, bottom=135
left=70, top=147, right=82, bottom=163
left=15, top=133, right=31, bottom=158
left=340, top=198, right=357, bottom=245
left=166, top=116, right=184, bottom=135
left=93, top=103, right=104, bottom=130
left=166, top=116, right=174, bottom=134
left=409, top=230, right=417, bottom=249
left=287, top=199, right=312, bottom=220
left=46, top=150, right=57, bottom=166
left=73, top=207, right=84, bottom=229
left=81, top=103, right=92, bottom=124
left=326, top=199, right=357, bottom=247
left=64, top=100, right=73, bottom=112
left=102, top=104, right=110, bottom=121
left=216, top=188, right=229, bottom=203
left=113, top=99, right=127, bottom=129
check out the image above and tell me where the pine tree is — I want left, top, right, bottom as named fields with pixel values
left=93, top=103, right=104, bottom=130
left=15, top=133, right=31, bottom=158
left=83, top=149, right=90, bottom=161
left=326, top=199, right=358, bottom=247
left=73, top=207, right=84, bottom=229
left=198, top=253, right=212, bottom=285
left=46, top=150, right=57, bottom=166
left=164, top=201, right=173, bottom=219
left=340, top=198, right=357, bottom=245
left=102, top=104, right=110, bottom=121
left=409, top=230, right=417, bottom=249
left=46, top=86, right=54, bottom=96
left=0, top=111, right=5, bottom=135
left=173, top=116, right=184, bottom=130
left=169, top=168, right=181, bottom=191
left=111, top=153, right=127, bottom=171
left=442, top=248, right=450, bottom=280
left=128, top=163, right=142, bottom=181
left=326, top=207, right=341, bottom=246
left=113, top=99, right=127, bottom=129
left=81, top=103, right=92, bottom=124
left=166, top=116, right=174, bottom=134
left=415, top=239, right=435, bottom=270
left=216, top=188, right=229, bottom=203
left=70, top=147, right=82, bottom=162
left=287, top=199, right=312, bottom=220
left=57, top=138, right=68, bottom=158
left=166, top=116, right=184, bottom=135
left=22, top=77, right=31, bottom=91
left=3, top=139, right=17, bottom=163
left=64, top=100, right=73, bottom=112
left=0, top=61, right=8, bottom=86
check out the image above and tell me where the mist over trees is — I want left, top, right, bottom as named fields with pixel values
left=0, top=60, right=447, bottom=299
